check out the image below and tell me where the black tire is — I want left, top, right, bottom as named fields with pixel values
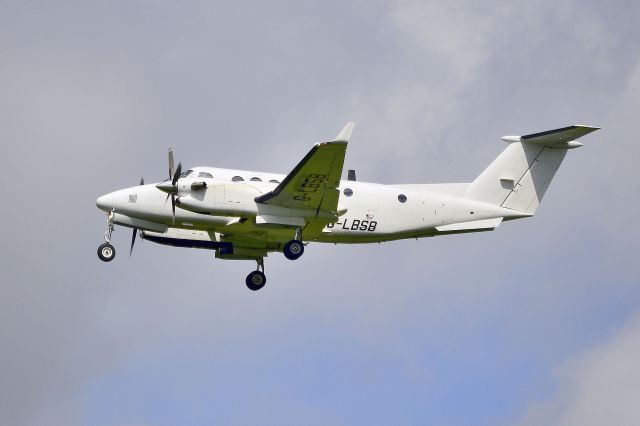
left=97, top=243, right=116, bottom=262
left=283, top=239, right=304, bottom=260
left=246, top=271, right=267, bottom=291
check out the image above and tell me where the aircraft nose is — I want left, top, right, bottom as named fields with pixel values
left=96, top=193, right=113, bottom=212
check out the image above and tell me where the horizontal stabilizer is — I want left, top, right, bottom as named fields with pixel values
left=436, top=217, right=502, bottom=232
left=502, top=125, right=600, bottom=149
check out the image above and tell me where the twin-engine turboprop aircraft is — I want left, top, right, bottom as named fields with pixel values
left=96, top=123, right=599, bottom=290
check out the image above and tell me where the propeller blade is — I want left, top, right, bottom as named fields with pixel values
left=129, top=227, right=137, bottom=257
left=168, top=148, right=175, bottom=180
left=129, top=176, right=145, bottom=256
left=172, top=162, right=182, bottom=186
left=171, top=194, right=176, bottom=224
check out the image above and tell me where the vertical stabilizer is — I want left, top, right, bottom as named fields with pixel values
left=465, top=125, right=599, bottom=215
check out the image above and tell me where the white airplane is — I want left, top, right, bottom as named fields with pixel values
left=96, top=123, right=599, bottom=290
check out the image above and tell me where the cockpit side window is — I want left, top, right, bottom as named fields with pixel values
left=198, top=172, right=213, bottom=179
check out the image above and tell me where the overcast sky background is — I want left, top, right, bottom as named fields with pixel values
left=1, top=1, right=639, bottom=425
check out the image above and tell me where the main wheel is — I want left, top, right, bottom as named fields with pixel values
left=283, top=239, right=304, bottom=260
left=246, top=270, right=267, bottom=291
left=97, top=243, right=116, bottom=262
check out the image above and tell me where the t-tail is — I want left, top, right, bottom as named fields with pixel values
left=465, top=125, right=600, bottom=215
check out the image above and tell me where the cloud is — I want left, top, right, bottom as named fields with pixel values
left=390, top=1, right=509, bottom=79
left=517, top=313, right=640, bottom=426
left=515, top=56, right=640, bottom=426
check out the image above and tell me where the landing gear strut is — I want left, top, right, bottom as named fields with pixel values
left=98, top=212, right=116, bottom=262
left=283, top=227, right=304, bottom=260
left=246, top=258, right=266, bottom=291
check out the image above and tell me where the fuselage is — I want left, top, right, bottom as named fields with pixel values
left=96, top=166, right=526, bottom=247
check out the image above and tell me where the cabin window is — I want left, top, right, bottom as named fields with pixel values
left=398, top=194, right=407, bottom=203
left=232, top=176, right=244, bottom=182
left=250, top=177, right=262, bottom=182
left=198, top=172, right=213, bottom=179
left=269, top=179, right=280, bottom=184
left=343, top=188, right=353, bottom=197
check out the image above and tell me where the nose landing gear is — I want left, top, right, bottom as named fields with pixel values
left=98, top=212, right=116, bottom=262
left=98, top=242, right=116, bottom=262
left=246, top=258, right=266, bottom=291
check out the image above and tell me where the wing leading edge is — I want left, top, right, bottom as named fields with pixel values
left=255, top=123, right=354, bottom=216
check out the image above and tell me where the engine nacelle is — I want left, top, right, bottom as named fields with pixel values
left=176, top=182, right=261, bottom=217
left=176, top=181, right=343, bottom=222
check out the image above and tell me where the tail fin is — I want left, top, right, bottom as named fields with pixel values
left=465, top=125, right=600, bottom=214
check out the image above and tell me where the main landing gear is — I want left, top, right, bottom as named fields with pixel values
left=246, top=258, right=266, bottom=291
left=98, top=213, right=116, bottom=262
left=244, top=229, right=304, bottom=291
left=283, top=227, right=304, bottom=261
left=283, top=239, right=304, bottom=260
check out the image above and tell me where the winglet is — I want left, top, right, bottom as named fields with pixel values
left=333, top=122, right=355, bottom=142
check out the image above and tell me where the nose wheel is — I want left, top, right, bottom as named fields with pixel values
left=246, top=258, right=266, bottom=291
left=98, top=243, right=116, bottom=262
left=98, top=212, right=117, bottom=262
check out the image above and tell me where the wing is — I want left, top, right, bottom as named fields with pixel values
left=255, top=123, right=354, bottom=216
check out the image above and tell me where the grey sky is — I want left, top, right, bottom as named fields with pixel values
left=1, top=0, right=639, bottom=425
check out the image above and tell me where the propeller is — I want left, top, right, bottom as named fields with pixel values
left=129, top=227, right=138, bottom=257
left=130, top=177, right=145, bottom=257
left=156, top=148, right=182, bottom=224
left=168, top=148, right=175, bottom=181
left=169, top=162, right=181, bottom=224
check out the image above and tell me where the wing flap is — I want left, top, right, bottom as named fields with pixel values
left=256, top=215, right=306, bottom=227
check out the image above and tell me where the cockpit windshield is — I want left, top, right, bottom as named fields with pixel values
left=180, top=169, right=194, bottom=178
